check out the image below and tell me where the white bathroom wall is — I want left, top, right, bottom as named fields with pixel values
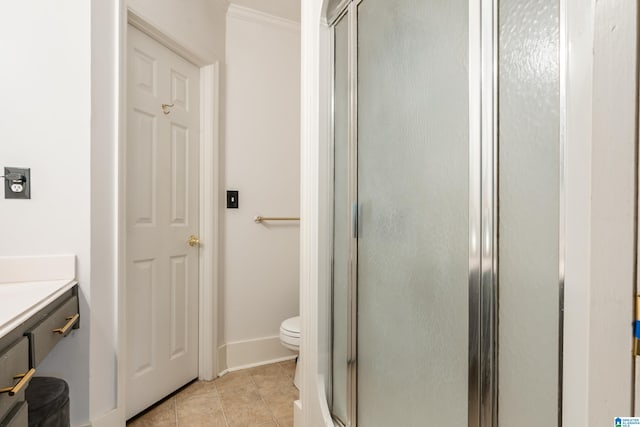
left=0, top=1, right=92, bottom=424
left=222, top=5, right=301, bottom=371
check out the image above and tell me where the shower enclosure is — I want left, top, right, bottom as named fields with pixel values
left=327, top=0, right=561, bottom=426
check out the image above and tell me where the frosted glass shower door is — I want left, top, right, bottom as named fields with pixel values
left=332, top=12, right=349, bottom=424
left=497, top=0, right=560, bottom=425
left=356, top=0, right=469, bottom=425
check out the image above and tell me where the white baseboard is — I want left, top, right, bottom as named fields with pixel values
left=216, top=343, right=228, bottom=375
left=294, top=399, right=302, bottom=427
left=89, top=408, right=123, bottom=427
left=217, top=335, right=296, bottom=375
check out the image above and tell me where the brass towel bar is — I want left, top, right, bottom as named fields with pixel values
left=254, top=216, right=300, bottom=223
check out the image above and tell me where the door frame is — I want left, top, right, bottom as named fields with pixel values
left=116, top=6, right=221, bottom=422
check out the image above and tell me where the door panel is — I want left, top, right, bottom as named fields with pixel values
left=126, top=25, right=200, bottom=419
left=129, top=109, right=157, bottom=225
left=356, top=0, right=469, bottom=425
left=170, top=123, right=189, bottom=224
left=169, top=255, right=189, bottom=359
left=130, top=259, right=155, bottom=376
left=170, top=70, right=190, bottom=110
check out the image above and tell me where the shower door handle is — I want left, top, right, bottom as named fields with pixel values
left=352, top=203, right=358, bottom=238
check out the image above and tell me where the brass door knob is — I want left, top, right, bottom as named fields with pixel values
left=161, top=103, right=175, bottom=115
left=188, top=235, right=200, bottom=247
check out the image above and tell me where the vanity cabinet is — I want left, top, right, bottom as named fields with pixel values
left=0, top=286, right=79, bottom=426
left=1, top=401, right=28, bottom=427
left=26, top=295, right=79, bottom=367
left=0, top=338, right=29, bottom=424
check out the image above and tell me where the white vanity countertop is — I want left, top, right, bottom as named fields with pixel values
left=0, top=279, right=78, bottom=339
left=0, top=255, right=77, bottom=339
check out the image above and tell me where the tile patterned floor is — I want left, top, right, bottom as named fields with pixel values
left=127, top=360, right=298, bottom=427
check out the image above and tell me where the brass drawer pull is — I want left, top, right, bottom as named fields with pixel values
left=52, top=314, right=80, bottom=335
left=0, top=368, right=36, bottom=396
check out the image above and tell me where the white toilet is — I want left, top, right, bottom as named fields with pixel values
left=279, top=316, right=301, bottom=389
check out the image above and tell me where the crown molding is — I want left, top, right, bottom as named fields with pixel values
left=227, top=4, right=301, bottom=33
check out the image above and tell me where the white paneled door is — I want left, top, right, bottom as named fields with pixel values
left=126, top=25, right=200, bottom=419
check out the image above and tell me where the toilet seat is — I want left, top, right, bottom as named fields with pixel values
left=280, top=316, right=300, bottom=350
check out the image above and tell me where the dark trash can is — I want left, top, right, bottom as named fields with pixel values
left=25, top=377, right=70, bottom=427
